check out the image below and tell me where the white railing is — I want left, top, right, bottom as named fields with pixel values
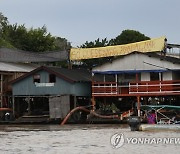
left=92, top=80, right=180, bottom=96
left=129, top=80, right=180, bottom=94
left=92, top=82, right=118, bottom=95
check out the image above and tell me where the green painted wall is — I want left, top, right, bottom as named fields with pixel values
left=12, top=70, right=91, bottom=96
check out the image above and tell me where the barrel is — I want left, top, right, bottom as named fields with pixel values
left=128, top=116, right=141, bottom=131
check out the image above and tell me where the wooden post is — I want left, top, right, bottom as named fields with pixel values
left=12, top=96, right=15, bottom=115
left=68, top=50, right=72, bottom=69
left=67, top=42, right=72, bottom=69
left=0, top=74, right=3, bottom=108
left=91, top=96, right=96, bottom=111
left=136, top=73, right=139, bottom=93
left=137, top=96, right=141, bottom=117
left=27, top=97, right=31, bottom=115
left=115, top=74, right=118, bottom=94
left=136, top=73, right=139, bottom=82
left=159, top=72, right=162, bottom=92
left=91, top=72, right=96, bottom=111
left=74, top=95, right=76, bottom=108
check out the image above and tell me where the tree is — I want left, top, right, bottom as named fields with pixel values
left=1, top=23, right=28, bottom=49
left=0, top=12, right=8, bottom=31
left=24, top=26, right=56, bottom=52
left=80, top=38, right=108, bottom=48
left=0, top=12, right=14, bottom=48
left=54, top=37, right=71, bottom=51
left=109, top=29, right=150, bottom=46
left=78, top=38, right=110, bottom=68
left=0, top=12, right=70, bottom=53
left=79, top=29, right=150, bottom=68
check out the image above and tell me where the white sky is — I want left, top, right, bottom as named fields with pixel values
left=0, top=0, right=180, bottom=47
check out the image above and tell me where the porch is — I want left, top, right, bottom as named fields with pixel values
left=92, top=80, right=180, bottom=96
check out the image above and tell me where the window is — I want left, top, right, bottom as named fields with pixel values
left=150, top=72, right=159, bottom=81
left=49, top=74, right=56, bottom=83
left=33, top=74, right=40, bottom=83
left=124, top=73, right=136, bottom=81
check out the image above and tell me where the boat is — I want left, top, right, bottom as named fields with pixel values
left=128, top=105, right=180, bottom=131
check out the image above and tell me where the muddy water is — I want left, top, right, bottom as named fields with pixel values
left=0, top=124, right=179, bottom=154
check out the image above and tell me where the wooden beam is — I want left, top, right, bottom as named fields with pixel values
left=137, top=96, right=141, bottom=117
left=0, top=74, right=3, bottom=107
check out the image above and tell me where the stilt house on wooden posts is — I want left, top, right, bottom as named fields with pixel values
left=11, top=66, right=92, bottom=120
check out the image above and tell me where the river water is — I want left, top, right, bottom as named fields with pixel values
left=0, top=124, right=179, bottom=154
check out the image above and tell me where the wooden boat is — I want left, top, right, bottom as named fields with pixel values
left=128, top=105, right=180, bottom=131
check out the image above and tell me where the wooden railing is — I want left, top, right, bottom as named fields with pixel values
left=129, top=80, right=180, bottom=94
left=92, top=80, right=180, bottom=96
left=92, top=82, right=118, bottom=95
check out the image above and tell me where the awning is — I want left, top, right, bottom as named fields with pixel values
left=141, top=105, right=180, bottom=110
left=93, top=69, right=170, bottom=74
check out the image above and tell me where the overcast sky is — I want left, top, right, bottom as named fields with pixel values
left=0, top=0, right=180, bottom=47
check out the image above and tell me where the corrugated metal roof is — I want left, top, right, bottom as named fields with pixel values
left=0, top=62, right=38, bottom=72
left=11, top=66, right=92, bottom=84
left=93, top=51, right=180, bottom=69
left=145, top=52, right=180, bottom=64
left=47, top=67, right=92, bottom=82
left=0, top=48, right=68, bottom=62
left=167, top=43, right=180, bottom=49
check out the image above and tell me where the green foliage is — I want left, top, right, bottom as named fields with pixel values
left=0, top=38, right=15, bottom=48
left=0, top=12, right=8, bottom=30
left=79, top=38, right=110, bottom=68
left=80, top=38, right=108, bottom=48
left=1, top=12, right=151, bottom=69
left=24, top=26, right=55, bottom=52
left=80, top=29, right=150, bottom=69
left=1, top=23, right=69, bottom=52
left=109, top=29, right=150, bottom=45
left=1, top=24, right=28, bottom=49
left=0, top=12, right=70, bottom=53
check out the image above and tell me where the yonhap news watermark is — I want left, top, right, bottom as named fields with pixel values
left=110, top=133, right=180, bottom=148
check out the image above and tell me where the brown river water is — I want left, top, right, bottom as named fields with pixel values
left=0, top=124, right=179, bottom=154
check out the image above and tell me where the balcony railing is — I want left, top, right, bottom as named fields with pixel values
left=92, top=82, right=118, bottom=95
left=92, top=80, right=180, bottom=96
left=129, top=80, right=180, bottom=94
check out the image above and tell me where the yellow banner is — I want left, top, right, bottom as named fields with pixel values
left=70, top=36, right=166, bottom=60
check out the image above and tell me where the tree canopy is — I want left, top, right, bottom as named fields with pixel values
left=80, top=29, right=150, bottom=48
left=0, top=12, right=14, bottom=48
left=80, top=38, right=109, bottom=48
left=0, top=12, right=151, bottom=68
left=0, top=12, right=70, bottom=52
left=79, top=29, right=150, bottom=68
left=108, top=29, right=150, bottom=46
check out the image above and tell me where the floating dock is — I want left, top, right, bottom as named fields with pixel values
left=139, top=124, right=180, bottom=131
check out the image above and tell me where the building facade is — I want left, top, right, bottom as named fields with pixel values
left=0, top=62, right=37, bottom=108
left=92, top=52, right=180, bottom=115
left=11, top=66, right=92, bottom=119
